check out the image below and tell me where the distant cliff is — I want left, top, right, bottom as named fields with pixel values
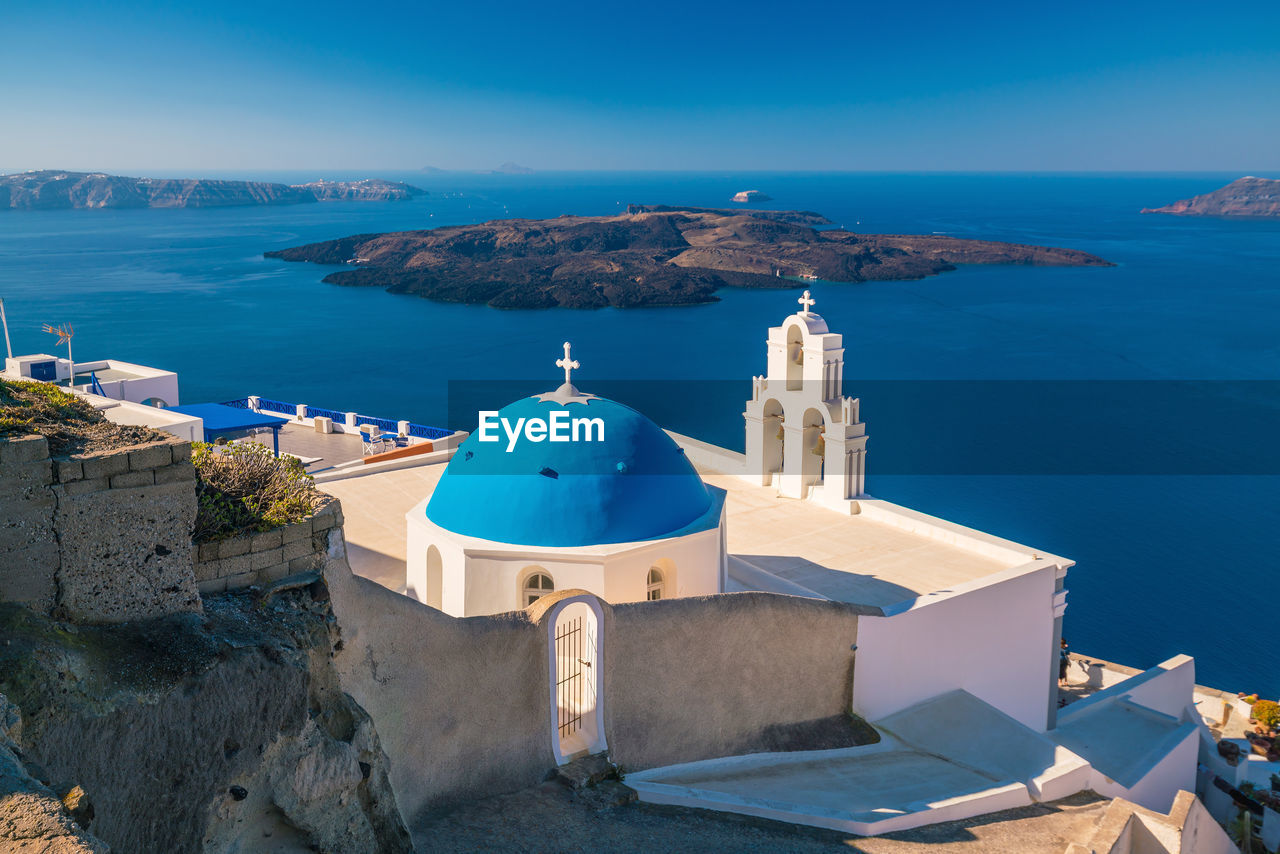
left=1142, top=176, right=1280, bottom=217
left=293, top=178, right=425, bottom=202
left=0, top=171, right=426, bottom=210
left=732, top=190, right=772, bottom=203
left=265, top=207, right=1113, bottom=309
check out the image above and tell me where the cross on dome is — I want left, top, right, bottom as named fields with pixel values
left=556, top=341, right=579, bottom=386
left=536, top=340, right=597, bottom=402
left=798, top=290, right=816, bottom=314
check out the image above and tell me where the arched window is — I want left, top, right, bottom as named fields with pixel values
left=523, top=571, right=554, bottom=607
left=425, top=546, right=443, bottom=610
left=646, top=567, right=665, bottom=601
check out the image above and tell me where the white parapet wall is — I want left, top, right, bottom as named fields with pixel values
left=852, top=560, right=1062, bottom=732
left=82, top=393, right=204, bottom=443
left=1053, top=655, right=1201, bottom=815
left=666, top=430, right=747, bottom=475
left=244, top=396, right=466, bottom=448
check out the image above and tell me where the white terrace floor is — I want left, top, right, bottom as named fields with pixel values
left=273, top=423, right=365, bottom=471
left=700, top=471, right=1022, bottom=610
left=318, top=463, right=446, bottom=592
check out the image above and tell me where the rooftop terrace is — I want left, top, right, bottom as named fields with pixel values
left=316, top=435, right=1059, bottom=614
left=704, top=470, right=1029, bottom=610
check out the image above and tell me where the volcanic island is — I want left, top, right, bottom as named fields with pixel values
left=264, top=205, right=1113, bottom=309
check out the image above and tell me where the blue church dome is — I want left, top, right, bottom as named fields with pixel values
left=426, top=391, right=715, bottom=547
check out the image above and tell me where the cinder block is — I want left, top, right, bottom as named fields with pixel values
left=281, top=540, right=314, bottom=562
left=281, top=521, right=310, bottom=544
left=54, top=458, right=84, bottom=483
left=218, top=553, right=252, bottom=577
left=0, top=487, right=56, bottom=513
left=154, top=461, right=197, bottom=484
left=251, top=528, right=283, bottom=552
left=0, top=435, right=50, bottom=466
left=198, top=577, right=229, bottom=596
left=110, top=470, right=155, bottom=489
left=0, top=459, right=53, bottom=487
left=216, top=536, right=250, bottom=558
left=224, top=570, right=257, bottom=590
left=310, top=500, right=339, bottom=526
left=170, top=442, right=192, bottom=463
left=193, top=558, right=225, bottom=583
left=251, top=547, right=284, bottom=571
left=128, top=443, right=173, bottom=471
left=197, top=542, right=219, bottom=563
left=263, top=562, right=291, bottom=582
left=55, top=477, right=111, bottom=497
left=289, top=555, right=321, bottom=572
left=79, top=451, right=129, bottom=481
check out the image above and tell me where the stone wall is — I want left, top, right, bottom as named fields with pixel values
left=323, top=542, right=552, bottom=827
left=193, top=498, right=343, bottom=594
left=604, top=592, right=865, bottom=770
left=323, top=549, right=868, bottom=828
left=0, top=433, right=201, bottom=623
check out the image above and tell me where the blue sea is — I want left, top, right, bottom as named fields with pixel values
left=2, top=171, right=1277, bottom=697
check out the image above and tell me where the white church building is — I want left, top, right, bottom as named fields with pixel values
left=406, top=290, right=1070, bottom=734
left=390, top=291, right=1206, bottom=833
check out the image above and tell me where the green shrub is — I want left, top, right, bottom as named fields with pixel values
left=1252, top=699, right=1280, bottom=731
left=191, top=441, right=324, bottom=542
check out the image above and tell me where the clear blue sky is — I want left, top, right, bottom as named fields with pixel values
left=3, top=0, right=1277, bottom=172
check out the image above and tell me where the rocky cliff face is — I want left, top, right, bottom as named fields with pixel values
left=1142, top=176, right=1280, bottom=217
left=294, top=179, right=425, bottom=202
left=0, top=172, right=425, bottom=210
left=0, top=579, right=411, bottom=854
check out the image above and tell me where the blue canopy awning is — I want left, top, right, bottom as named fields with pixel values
left=168, top=403, right=289, bottom=454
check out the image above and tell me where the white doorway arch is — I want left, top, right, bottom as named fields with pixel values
left=545, top=594, right=607, bottom=764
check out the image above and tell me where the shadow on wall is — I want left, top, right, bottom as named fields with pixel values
left=322, top=540, right=868, bottom=829
left=736, top=553, right=923, bottom=606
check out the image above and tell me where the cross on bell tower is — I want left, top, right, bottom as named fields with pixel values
left=797, top=290, right=816, bottom=314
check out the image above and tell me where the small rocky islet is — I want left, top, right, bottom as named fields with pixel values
left=264, top=204, right=1113, bottom=309
left=1142, top=176, right=1280, bottom=217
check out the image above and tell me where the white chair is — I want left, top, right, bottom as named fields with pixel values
left=359, top=424, right=392, bottom=455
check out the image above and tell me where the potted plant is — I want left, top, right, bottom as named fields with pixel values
left=1253, top=699, right=1280, bottom=736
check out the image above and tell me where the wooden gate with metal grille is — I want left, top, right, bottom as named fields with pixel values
left=555, top=615, right=594, bottom=739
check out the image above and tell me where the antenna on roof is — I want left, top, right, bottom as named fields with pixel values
left=42, top=322, right=74, bottom=389
left=0, top=298, right=11, bottom=360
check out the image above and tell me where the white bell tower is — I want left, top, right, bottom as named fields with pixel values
left=742, top=291, right=868, bottom=509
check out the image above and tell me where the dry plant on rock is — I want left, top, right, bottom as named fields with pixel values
left=191, top=441, right=325, bottom=542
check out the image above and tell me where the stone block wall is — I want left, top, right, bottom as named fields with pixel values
left=323, top=560, right=870, bottom=822
left=192, top=498, right=343, bottom=595
left=0, top=433, right=201, bottom=623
